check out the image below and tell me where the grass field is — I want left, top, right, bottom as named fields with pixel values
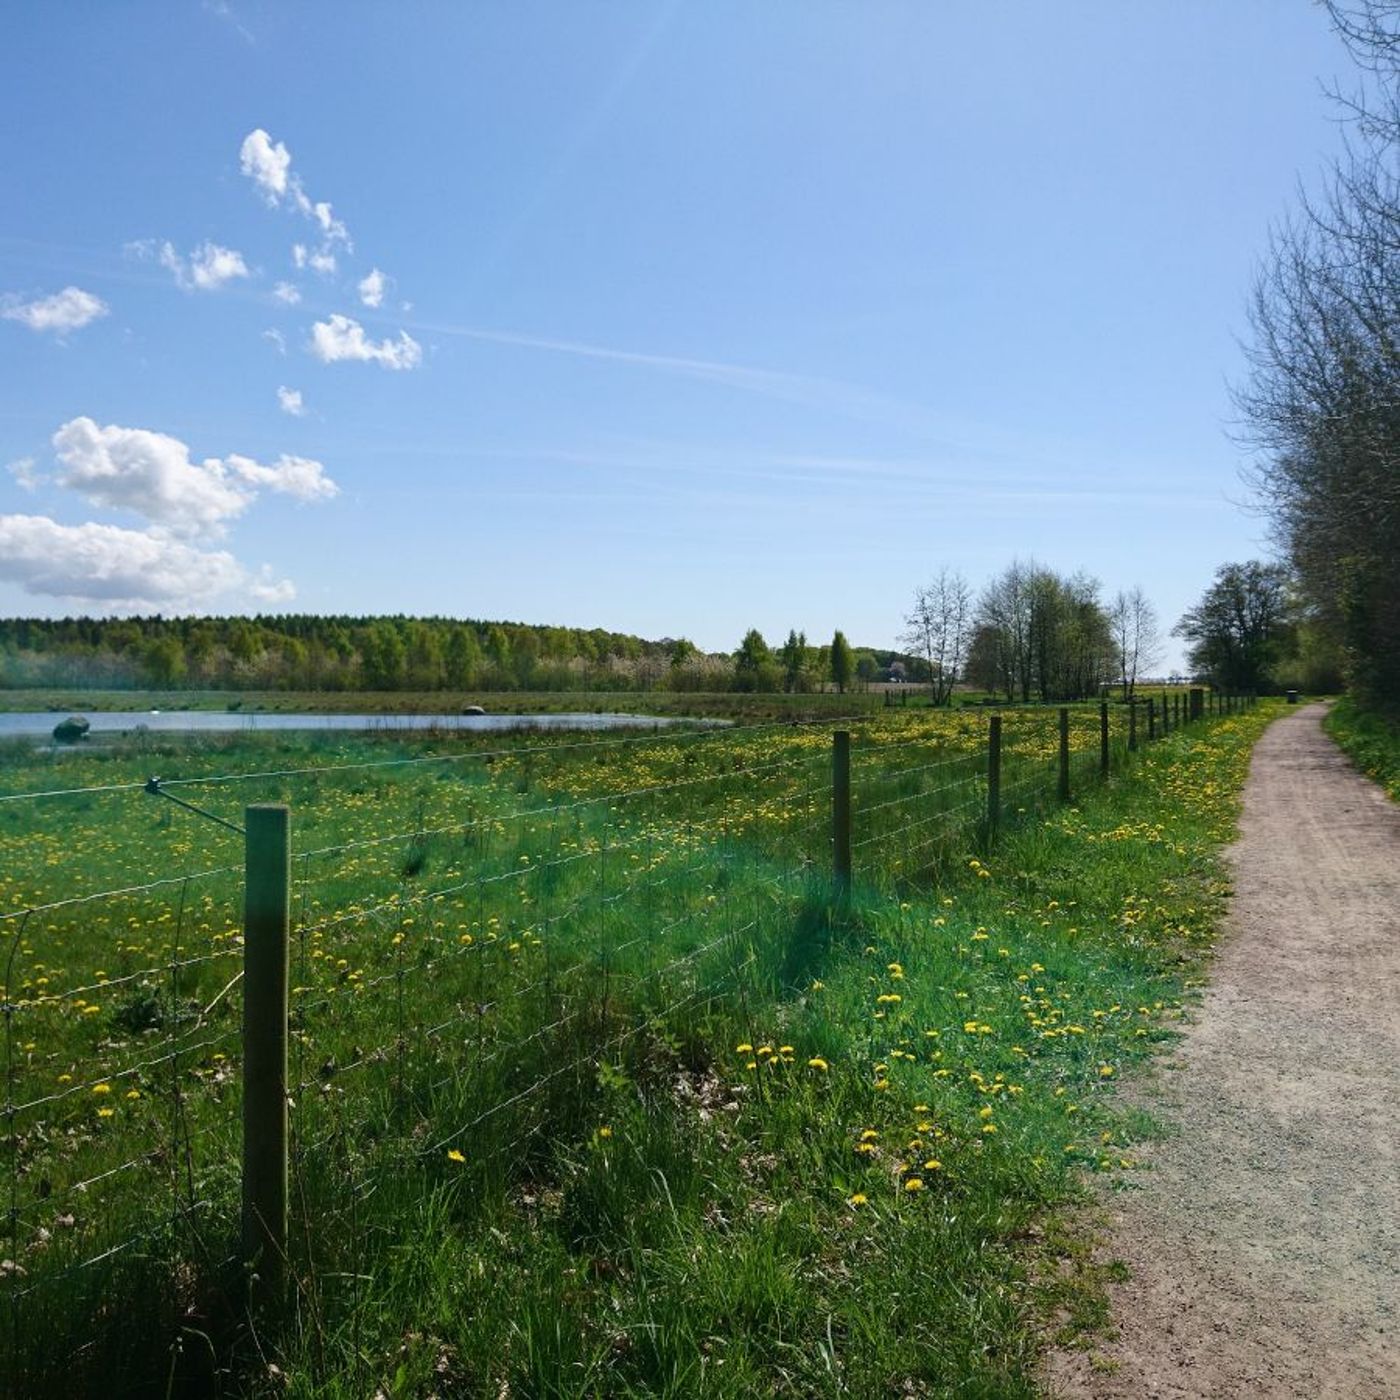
left=0, top=698, right=1274, bottom=1396
left=1324, top=696, right=1400, bottom=802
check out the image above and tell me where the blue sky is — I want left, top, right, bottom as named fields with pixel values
left=0, top=2, right=1353, bottom=666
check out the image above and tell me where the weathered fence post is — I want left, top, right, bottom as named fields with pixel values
left=1147, top=698, right=1156, bottom=742
left=1128, top=700, right=1137, bottom=752
left=1190, top=687, right=1203, bottom=722
left=1058, top=707, right=1070, bottom=802
left=1099, top=700, right=1110, bottom=778
left=832, top=731, right=852, bottom=898
left=244, top=804, right=290, bottom=1304
left=987, top=715, right=1002, bottom=840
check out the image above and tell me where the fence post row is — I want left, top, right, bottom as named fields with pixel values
left=986, top=714, right=1002, bottom=840
left=243, top=804, right=290, bottom=1304
left=832, top=730, right=852, bottom=897
left=1058, top=707, right=1071, bottom=803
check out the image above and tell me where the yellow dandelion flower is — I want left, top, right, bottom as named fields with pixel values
left=904, top=1177, right=924, bottom=1192
left=92, top=1083, right=111, bottom=1095
left=96, top=1107, right=114, bottom=1118
left=807, top=1057, right=829, bottom=1072
left=847, top=1192, right=868, bottom=1207
left=446, top=1148, right=466, bottom=1163
left=923, top=1159, right=942, bottom=1171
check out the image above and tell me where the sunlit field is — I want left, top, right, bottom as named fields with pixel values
left=0, top=699, right=1273, bottom=1396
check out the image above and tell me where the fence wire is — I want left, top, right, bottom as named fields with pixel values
left=0, top=693, right=1232, bottom=1384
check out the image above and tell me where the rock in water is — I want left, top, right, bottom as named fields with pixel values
left=52, top=715, right=91, bottom=744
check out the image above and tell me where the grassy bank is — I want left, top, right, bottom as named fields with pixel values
left=1, top=702, right=1276, bottom=1396
left=1325, top=697, right=1400, bottom=802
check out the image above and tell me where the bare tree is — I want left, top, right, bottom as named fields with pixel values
left=1235, top=0, right=1400, bottom=703
left=1108, top=587, right=1162, bottom=700
left=901, top=569, right=972, bottom=705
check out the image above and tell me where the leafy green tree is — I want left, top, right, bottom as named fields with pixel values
left=830, top=630, right=853, bottom=694
left=444, top=626, right=482, bottom=688
left=779, top=629, right=809, bottom=693
left=733, top=629, right=779, bottom=693
left=1174, top=561, right=1295, bottom=692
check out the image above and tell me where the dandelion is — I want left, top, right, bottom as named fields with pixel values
left=446, top=1149, right=466, bottom=1163
left=807, top=1057, right=829, bottom=1072
left=96, top=1107, right=114, bottom=1119
left=923, top=1159, right=942, bottom=1171
left=735, top=1043, right=753, bottom=1054
left=597, top=1126, right=613, bottom=1139
left=92, top=1083, right=111, bottom=1096
left=903, top=1177, right=924, bottom=1193
left=847, top=1193, right=868, bottom=1207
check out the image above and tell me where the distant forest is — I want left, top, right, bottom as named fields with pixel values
left=0, top=615, right=914, bottom=694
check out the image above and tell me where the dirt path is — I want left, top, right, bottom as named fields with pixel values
left=1044, top=703, right=1400, bottom=1399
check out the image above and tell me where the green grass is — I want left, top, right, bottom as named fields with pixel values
left=1325, top=696, right=1400, bottom=802
left=0, top=702, right=1276, bottom=1396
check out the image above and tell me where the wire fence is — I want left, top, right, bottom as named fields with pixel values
left=0, top=688, right=1249, bottom=1380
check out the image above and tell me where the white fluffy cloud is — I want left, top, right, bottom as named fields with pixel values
left=310, top=314, right=421, bottom=370
left=0, top=514, right=293, bottom=609
left=2, top=286, right=109, bottom=334
left=263, top=327, right=287, bottom=354
left=54, top=417, right=251, bottom=536
left=272, top=281, right=301, bottom=305
left=50, top=416, right=337, bottom=537
left=357, top=268, right=386, bottom=308
left=276, top=386, right=305, bottom=416
left=239, top=128, right=293, bottom=203
left=152, top=240, right=250, bottom=292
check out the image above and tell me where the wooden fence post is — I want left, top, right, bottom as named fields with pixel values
left=1128, top=700, right=1137, bottom=752
left=1147, top=698, right=1156, bottom=742
left=832, top=731, right=851, bottom=898
left=987, top=715, right=1002, bottom=840
left=1099, top=700, right=1110, bottom=778
left=1058, top=707, right=1070, bottom=802
left=244, top=804, right=290, bottom=1304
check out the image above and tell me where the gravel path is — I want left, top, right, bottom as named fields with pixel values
left=1044, top=703, right=1400, bottom=1399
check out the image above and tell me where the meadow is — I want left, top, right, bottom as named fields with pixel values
left=0, top=696, right=1272, bottom=1396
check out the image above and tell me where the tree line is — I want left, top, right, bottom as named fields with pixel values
left=1234, top=0, right=1398, bottom=707
left=0, top=615, right=902, bottom=696
left=900, top=563, right=1162, bottom=704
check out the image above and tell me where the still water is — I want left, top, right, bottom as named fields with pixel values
left=0, top=711, right=724, bottom=739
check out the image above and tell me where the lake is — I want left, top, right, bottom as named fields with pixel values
left=0, top=711, right=727, bottom=739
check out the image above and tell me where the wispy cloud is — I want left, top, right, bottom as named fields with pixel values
left=277, top=385, right=306, bottom=416
left=406, top=320, right=950, bottom=435
left=240, top=128, right=351, bottom=274
left=128, top=239, right=250, bottom=293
